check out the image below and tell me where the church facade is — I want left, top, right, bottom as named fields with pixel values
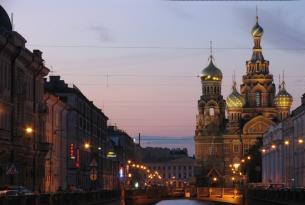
left=194, top=16, right=293, bottom=185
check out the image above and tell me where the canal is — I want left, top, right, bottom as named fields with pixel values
left=154, top=199, right=216, bottom=205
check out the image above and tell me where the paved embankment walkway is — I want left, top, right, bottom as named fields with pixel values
left=197, top=195, right=241, bottom=205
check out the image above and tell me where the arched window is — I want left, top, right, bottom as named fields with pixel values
left=209, top=108, right=215, bottom=116
left=256, top=92, right=261, bottom=107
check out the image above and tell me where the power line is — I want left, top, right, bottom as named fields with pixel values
left=29, top=44, right=305, bottom=51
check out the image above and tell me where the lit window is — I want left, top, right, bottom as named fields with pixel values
left=209, top=108, right=215, bottom=116
left=256, top=92, right=261, bottom=107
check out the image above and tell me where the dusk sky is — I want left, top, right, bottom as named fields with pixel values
left=2, top=0, right=305, bottom=155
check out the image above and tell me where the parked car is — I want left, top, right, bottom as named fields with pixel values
left=0, top=186, right=34, bottom=196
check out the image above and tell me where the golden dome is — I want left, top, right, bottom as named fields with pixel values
left=200, top=57, right=223, bottom=81
left=251, top=18, right=264, bottom=37
left=226, top=81, right=245, bottom=109
left=274, top=82, right=293, bottom=108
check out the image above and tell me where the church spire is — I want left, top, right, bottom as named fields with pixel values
left=251, top=8, right=264, bottom=62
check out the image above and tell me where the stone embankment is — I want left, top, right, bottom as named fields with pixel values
left=0, top=190, right=119, bottom=205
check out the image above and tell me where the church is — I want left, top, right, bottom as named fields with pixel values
left=194, top=15, right=293, bottom=185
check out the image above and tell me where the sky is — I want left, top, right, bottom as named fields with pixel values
left=1, top=0, right=305, bottom=155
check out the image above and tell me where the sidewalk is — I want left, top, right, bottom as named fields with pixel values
left=197, top=195, right=242, bottom=205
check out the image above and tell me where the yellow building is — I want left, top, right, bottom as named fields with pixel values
left=194, top=15, right=293, bottom=185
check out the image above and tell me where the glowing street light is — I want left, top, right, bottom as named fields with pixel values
left=261, top=149, right=266, bottom=153
left=84, top=143, right=90, bottom=149
left=271, top=144, right=276, bottom=149
left=25, top=127, right=33, bottom=134
left=284, top=140, right=289, bottom=145
left=298, top=139, right=304, bottom=144
left=247, top=156, right=251, bottom=160
left=231, top=177, right=235, bottom=181
left=127, top=160, right=131, bottom=164
left=233, top=163, right=240, bottom=169
left=241, top=159, right=245, bottom=163
left=213, top=177, right=218, bottom=182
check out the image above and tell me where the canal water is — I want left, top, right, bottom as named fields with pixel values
left=154, top=200, right=215, bottom=205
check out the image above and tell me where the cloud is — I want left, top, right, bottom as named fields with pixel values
left=235, top=7, right=305, bottom=50
left=89, top=25, right=113, bottom=42
left=140, top=135, right=195, bottom=155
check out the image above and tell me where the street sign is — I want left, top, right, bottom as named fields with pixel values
left=89, top=159, right=98, bottom=167
left=6, top=164, right=18, bottom=175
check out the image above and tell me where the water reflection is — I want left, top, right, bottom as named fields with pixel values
left=155, top=200, right=215, bottom=205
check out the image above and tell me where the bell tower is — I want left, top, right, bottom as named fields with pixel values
left=240, top=15, right=277, bottom=121
left=196, top=42, right=226, bottom=137
left=194, top=43, right=226, bottom=183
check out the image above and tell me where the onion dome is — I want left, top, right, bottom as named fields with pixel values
left=0, top=6, right=12, bottom=31
left=251, top=17, right=264, bottom=37
left=226, top=81, right=245, bottom=109
left=274, top=81, right=293, bottom=108
left=200, top=56, right=223, bottom=81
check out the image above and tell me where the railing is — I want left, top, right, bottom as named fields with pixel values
left=197, top=187, right=241, bottom=198
left=0, top=190, right=119, bottom=205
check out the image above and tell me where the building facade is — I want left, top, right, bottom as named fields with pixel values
left=194, top=15, right=293, bottom=185
left=44, top=92, right=68, bottom=192
left=0, top=6, right=50, bottom=191
left=45, top=76, right=108, bottom=190
left=262, top=94, right=305, bottom=187
left=146, top=157, right=195, bottom=189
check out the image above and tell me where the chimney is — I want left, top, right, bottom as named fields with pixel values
left=302, top=94, right=305, bottom=105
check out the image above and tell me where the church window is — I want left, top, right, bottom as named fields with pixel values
left=256, top=92, right=261, bottom=107
left=209, top=108, right=215, bottom=116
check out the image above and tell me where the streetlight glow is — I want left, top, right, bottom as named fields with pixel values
left=247, top=156, right=251, bottom=160
left=84, top=142, right=90, bottom=149
left=298, top=139, right=303, bottom=144
left=25, top=127, right=33, bottom=134
left=261, top=149, right=266, bottom=153
left=284, top=140, right=289, bottom=145
left=213, top=177, right=217, bottom=182
left=271, top=144, right=276, bottom=149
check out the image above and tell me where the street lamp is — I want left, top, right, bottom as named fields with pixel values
left=84, top=142, right=91, bottom=149
left=284, top=140, right=289, bottom=146
left=271, top=144, right=276, bottom=149
left=247, top=156, right=251, bottom=160
left=25, top=127, right=33, bottom=135
left=298, top=139, right=303, bottom=144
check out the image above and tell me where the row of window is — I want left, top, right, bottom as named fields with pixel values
left=203, top=86, right=221, bottom=95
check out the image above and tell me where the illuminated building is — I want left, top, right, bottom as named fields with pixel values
left=194, top=15, right=293, bottom=184
left=263, top=94, right=305, bottom=187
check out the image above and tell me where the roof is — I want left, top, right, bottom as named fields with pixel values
left=0, top=6, right=12, bottom=31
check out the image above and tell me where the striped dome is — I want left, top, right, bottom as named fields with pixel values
left=274, top=82, right=292, bottom=108
left=251, top=19, right=264, bottom=38
left=226, top=81, right=245, bottom=109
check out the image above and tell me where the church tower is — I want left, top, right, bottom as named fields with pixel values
left=226, top=76, right=245, bottom=134
left=194, top=43, right=226, bottom=183
left=240, top=15, right=278, bottom=121
left=274, top=74, right=293, bottom=120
